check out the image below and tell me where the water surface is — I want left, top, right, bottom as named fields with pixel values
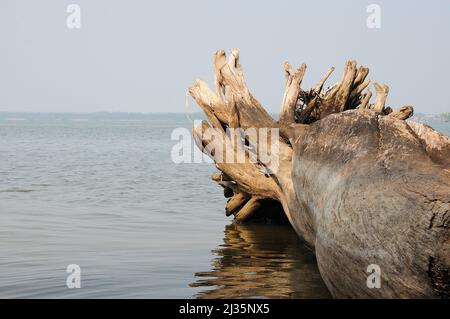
left=1, top=113, right=448, bottom=298
left=0, top=113, right=332, bottom=298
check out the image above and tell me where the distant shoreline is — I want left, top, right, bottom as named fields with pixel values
left=1, top=111, right=448, bottom=122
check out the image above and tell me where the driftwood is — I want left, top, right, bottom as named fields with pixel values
left=189, top=49, right=450, bottom=298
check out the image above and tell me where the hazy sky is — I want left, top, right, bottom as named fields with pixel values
left=0, top=0, right=449, bottom=114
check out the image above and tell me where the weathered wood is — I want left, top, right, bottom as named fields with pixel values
left=360, top=89, right=372, bottom=109
left=279, top=63, right=306, bottom=127
left=371, top=82, right=389, bottom=112
left=314, top=67, right=334, bottom=94
left=389, top=105, right=414, bottom=120
left=190, top=49, right=450, bottom=298
left=235, top=197, right=263, bottom=222
left=226, top=193, right=249, bottom=216
left=291, top=110, right=450, bottom=298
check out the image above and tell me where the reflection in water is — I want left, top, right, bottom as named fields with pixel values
left=190, top=223, right=331, bottom=298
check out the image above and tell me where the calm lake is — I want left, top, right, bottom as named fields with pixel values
left=0, top=113, right=448, bottom=298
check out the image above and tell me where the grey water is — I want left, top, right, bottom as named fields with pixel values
left=0, top=113, right=448, bottom=299
left=0, top=113, right=330, bottom=298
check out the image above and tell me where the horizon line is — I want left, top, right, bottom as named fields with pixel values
left=0, top=111, right=446, bottom=116
left=0, top=111, right=206, bottom=114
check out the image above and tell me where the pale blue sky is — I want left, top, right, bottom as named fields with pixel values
left=0, top=0, right=449, bottom=113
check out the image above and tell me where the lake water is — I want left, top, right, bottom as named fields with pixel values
left=0, top=113, right=448, bottom=298
left=0, top=113, right=333, bottom=298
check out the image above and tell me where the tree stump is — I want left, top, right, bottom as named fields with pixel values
left=189, top=49, right=450, bottom=298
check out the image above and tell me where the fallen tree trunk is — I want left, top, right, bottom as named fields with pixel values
left=189, top=49, right=450, bottom=298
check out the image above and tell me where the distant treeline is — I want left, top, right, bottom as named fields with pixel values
left=441, top=113, right=450, bottom=121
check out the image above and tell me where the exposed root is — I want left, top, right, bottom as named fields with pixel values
left=190, top=49, right=414, bottom=222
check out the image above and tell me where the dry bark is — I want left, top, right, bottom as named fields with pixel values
left=189, top=49, right=450, bottom=298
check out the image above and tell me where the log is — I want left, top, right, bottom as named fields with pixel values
left=189, top=49, right=450, bottom=298
left=390, top=105, right=414, bottom=120
left=234, top=197, right=263, bottom=222
left=226, top=193, right=249, bottom=216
